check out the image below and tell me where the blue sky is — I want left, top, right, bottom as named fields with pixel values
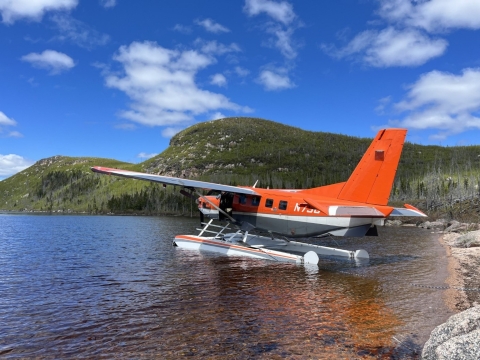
left=1, top=0, right=480, bottom=180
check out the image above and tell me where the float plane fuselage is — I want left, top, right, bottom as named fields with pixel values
left=92, top=128, right=426, bottom=240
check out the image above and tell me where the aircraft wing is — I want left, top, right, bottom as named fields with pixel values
left=91, top=166, right=260, bottom=195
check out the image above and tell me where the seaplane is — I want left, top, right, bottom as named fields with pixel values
left=91, top=128, right=426, bottom=265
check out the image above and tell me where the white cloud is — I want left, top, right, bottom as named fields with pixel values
left=137, top=152, right=158, bottom=159
left=244, top=0, right=300, bottom=60
left=21, top=49, right=75, bottom=74
left=7, top=131, right=23, bottom=138
left=161, top=127, right=182, bottom=138
left=104, top=41, right=252, bottom=128
left=325, top=0, right=480, bottom=68
left=211, top=112, right=226, bottom=120
left=375, top=96, right=392, bottom=115
left=235, top=66, right=250, bottom=77
left=210, top=73, right=227, bottom=87
left=0, top=154, right=34, bottom=178
left=0, top=111, right=16, bottom=126
left=244, top=0, right=295, bottom=25
left=244, top=0, right=300, bottom=91
left=257, top=69, right=294, bottom=91
left=0, top=0, right=77, bottom=24
left=387, top=68, right=480, bottom=139
left=26, top=77, right=39, bottom=87
left=194, top=39, right=241, bottom=55
left=195, top=18, right=230, bottom=33
left=377, top=0, right=413, bottom=23
left=265, top=25, right=297, bottom=59
left=380, top=0, right=480, bottom=32
left=326, top=27, right=447, bottom=67
left=173, top=24, right=191, bottom=34
left=50, top=14, right=110, bottom=49
left=0, top=111, right=23, bottom=137
left=99, top=0, right=116, bottom=8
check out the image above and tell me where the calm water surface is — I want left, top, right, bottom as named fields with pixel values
left=0, top=214, right=452, bottom=359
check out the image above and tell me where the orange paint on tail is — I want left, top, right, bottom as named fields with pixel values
left=337, top=129, right=407, bottom=206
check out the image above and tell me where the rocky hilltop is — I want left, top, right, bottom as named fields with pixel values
left=140, top=117, right=373, bottom=186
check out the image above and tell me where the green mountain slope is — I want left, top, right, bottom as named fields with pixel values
left=142, top=117, right=373, bottom=187
left=144, top=117, right=480, bottom=184
left=2, top=117, right=480, bottom=217
left=0, top=156, right=136, bottom=212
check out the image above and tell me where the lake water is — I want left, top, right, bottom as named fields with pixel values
left=0, top=214, right=453, bottom=359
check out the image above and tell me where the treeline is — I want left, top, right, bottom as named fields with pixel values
left=390, top=146, right=480, bottom=221
left=20, top=170, right=196, bottom=216
left=392, top=170, right=480, bottom=221
left=105, top=184, right=196, bottom=216
left=36, top=169, right=100, bottom=199
left=26, top=160, right=480, bottom=221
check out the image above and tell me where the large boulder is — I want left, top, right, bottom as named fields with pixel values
left=444, top=220, right=467, bottom=233
left=445, top=221, right=480, bottom=233
left=422, top=306, right=480, bottom=359
left=453, top=230, right=480, bottom=248
left=418, top=220, right=446, bottom=230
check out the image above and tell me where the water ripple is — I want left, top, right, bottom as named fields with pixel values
left=0, top=214, right=452, bottom=358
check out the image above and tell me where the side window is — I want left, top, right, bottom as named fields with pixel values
left=239, top=194, right=247, bottom=204
left=279, top=200, right=288, bottom=210
left=265, top=198, right=274, bottom=208
left=251, top=196, right=260, bottom=206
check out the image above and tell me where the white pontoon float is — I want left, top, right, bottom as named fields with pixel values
left=173, top=220, right=369, bottom=265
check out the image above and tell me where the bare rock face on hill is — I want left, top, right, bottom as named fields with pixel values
left=422, top=306, right=480, bottom=359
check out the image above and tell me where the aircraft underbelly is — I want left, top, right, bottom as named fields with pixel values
left=234, top=212, right=376, bottom=237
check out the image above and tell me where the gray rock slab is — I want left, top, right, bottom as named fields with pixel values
left=422, top=306, right=480, bottom=359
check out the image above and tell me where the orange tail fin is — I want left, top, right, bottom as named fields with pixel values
left=337, top=128, right=407, bottom=206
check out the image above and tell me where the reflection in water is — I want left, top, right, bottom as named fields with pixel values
left=0, top=215, right=452, bottom=359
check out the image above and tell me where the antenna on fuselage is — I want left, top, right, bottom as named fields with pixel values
left=253, top=180, right=258, bottom=188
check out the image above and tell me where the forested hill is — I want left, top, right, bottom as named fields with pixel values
left=143, top=117, right=480, bottom=188
left=1, top=117, right=480, bottom=218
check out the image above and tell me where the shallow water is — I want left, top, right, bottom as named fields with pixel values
left=0, top=214, right=452, bottom=358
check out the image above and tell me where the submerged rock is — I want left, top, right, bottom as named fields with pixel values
left=422, top=306, right=480, bottom=359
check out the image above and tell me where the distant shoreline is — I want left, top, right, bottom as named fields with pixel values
left=0, top=210, right=193, bottom=217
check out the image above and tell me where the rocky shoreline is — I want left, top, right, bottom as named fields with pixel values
left=415, top=219, right=480, bottom=311
left=387, top=219, right=480, bottom=359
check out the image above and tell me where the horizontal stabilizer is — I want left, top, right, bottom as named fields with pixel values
left=303, top=198, right=385, bottom=217
left=303, top=198, right=329, bottom=214
left=328, top=206, right=385, bottom=217
left=389, top=204, right=427, bottom=217
left=303, top=197, right=386, bottom=217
